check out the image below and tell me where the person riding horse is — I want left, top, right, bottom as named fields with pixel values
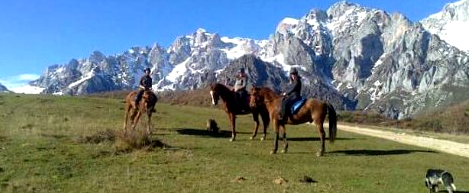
left=135, top=67, right=154, bottom=111
left=278, top=67, right=302, bottom=121
left=234, top=67, right=249, bottom=111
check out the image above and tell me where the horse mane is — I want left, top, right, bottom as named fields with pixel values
left=256, top=87, right=281, bottom=101
left=213, top=83, right=232, bottom=93
left=212, top=83, right=234, bottom=101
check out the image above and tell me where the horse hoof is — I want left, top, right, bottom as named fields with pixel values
left=316, top=151, right=324, bottom=157
left=250, top=136, right=255, bottom=140
left=281, top=149, right=287, bottom=154
left=270, top=150, right=277, bottom=155
left=230, top=138, right=235, bottom=142
left=260, top=137, right=265, bottom=141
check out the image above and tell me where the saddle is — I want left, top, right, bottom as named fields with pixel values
left=290, top=97, right=306, bottom=115
left=235, top=92, right=250, bottom=112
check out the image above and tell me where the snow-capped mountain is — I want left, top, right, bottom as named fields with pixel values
left=421, top=0, right=469, bottom=52
left=29, top=1, right=469, bottom=119
left=31, top=28, right=264, bottom=95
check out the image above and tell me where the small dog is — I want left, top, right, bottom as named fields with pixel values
left=425, top=169, right=456, bottom=193
left=206, top=119, right=219, bottom=134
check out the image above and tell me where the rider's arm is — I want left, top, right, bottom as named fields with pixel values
left=284, top=79, right=299, bottom=95
left=139, top=76, right=145, bottom=89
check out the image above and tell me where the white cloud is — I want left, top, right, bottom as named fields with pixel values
left=17, top=74, right=41, bottom=81
left=0, top=74, right=41, bottom=90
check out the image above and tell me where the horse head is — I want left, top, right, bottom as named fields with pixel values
left=249, top=87, right=263, bottom=109
left=209, top=83, right=220, bottom=105
left=210, top=83, right=232, bottom=105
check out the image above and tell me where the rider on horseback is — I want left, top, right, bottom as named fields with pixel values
left=278, top=67, right=302, bottom=121
left=234, top=67, right=248, bottom=111
left=135, top=67, right=153, bottom=110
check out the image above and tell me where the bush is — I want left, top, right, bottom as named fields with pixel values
left=114, top=130, right=166, bottom=153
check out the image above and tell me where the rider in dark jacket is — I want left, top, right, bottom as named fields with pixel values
left=278, top=67, right=301, bottom=121
left=135, top=68, right=153, bottom=109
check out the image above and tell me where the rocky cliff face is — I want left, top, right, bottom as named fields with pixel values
left=30, top=1, right=469, bottom=119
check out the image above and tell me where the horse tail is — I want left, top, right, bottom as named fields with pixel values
left=327, top=103, right=337, bottom=143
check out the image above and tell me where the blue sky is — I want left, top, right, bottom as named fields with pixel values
left=0, top=0, right=456, bottom=89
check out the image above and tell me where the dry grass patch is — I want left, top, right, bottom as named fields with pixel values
left=75, top=129, right=167, bottom=153
left=113, top=130, right=167, bottom=153
left=76, top=129, right=115, bottom=144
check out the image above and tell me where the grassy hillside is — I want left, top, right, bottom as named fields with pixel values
left=392, top=99, right=469, bottom=134
left=1, top=94, right=468, bottom=192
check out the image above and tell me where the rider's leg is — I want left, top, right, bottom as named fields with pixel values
left=135, top=89, right=144, bottom=109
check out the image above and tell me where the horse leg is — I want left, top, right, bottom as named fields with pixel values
left=229, top=113, right=236, bottom=142
left=123, top=104, right=131, bottom=132
left=146, top=112, right=152, bottom=135
left=130, top=108, right=137, bottom=126
left=132, top=111, right=142, bottom=130
left=250, top=112, right=260, bottom=140
left=271, top=121, right=279, bottom=154
left=260, top=109, right=270, bottom=141
left=315, top=122, right=326, bottom=157
left=280, top=124, right=288, bottom=154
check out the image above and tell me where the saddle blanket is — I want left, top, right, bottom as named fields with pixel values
left=290, top=97, right=307, bottom=115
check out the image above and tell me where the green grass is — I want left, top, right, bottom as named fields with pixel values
left=1, top=94, right=469, bottom=192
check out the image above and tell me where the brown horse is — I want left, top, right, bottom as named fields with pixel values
left=123, top=90, right=158, bottom=134
left=209, top=83, right=270, bottom=141
left=249, top=87, right=337, bottom=156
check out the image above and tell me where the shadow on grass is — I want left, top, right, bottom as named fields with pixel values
left=176, top=128, right=233, bottom=138
left=329, top=149, right=437, bottom=156
left=451, top=191, right=469, bottom=193
left=176, top=128, right=253, bottom=138
left=288, top=137, right=356, bottom=141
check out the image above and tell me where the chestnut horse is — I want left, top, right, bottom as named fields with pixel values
left=123, top=90, right=158, bottom=134
left=250, top=87, right=337, bottom=156
left=209, top=83, right=270, bottom=141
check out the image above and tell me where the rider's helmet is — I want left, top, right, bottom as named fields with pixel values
left=289, top=67, right=298, bottom=75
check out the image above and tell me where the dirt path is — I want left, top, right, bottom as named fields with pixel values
left=338, top=124, right=469, bottom=158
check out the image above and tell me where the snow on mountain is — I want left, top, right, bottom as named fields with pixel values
left=421, top=0, right=469, bottom=51
left=276, top=17, right=300, bottom=35
left=11, top=85, right=45, bottom=94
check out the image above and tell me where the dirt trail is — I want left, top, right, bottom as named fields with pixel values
left=338, top=124, right=469, bottom=158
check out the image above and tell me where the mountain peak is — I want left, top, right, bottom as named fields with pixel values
left=421, top=0, right=469, bottom=51
left=442, top=0, right=469, bottom=21
left=328, top=1, right=363, bottom=13
left=276, top=17, right=300, bottom=35
left=327, top=1, right=371, bottom=23
left=196, top=28, right=207, bottom=34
